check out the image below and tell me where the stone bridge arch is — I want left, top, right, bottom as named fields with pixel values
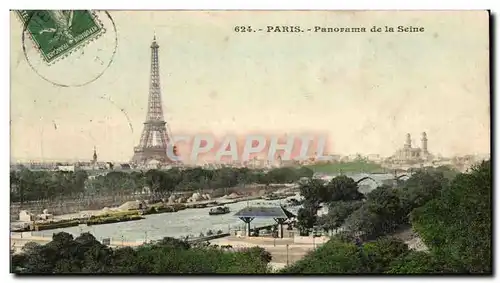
left=355, top=176, right=377, bottom=185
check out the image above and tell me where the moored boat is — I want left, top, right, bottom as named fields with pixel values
left=262, top=193, right=287, bottom=201
left=209, top=206, right=230, bottom=215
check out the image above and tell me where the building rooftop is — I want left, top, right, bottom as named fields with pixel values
left=234, top=206, right=296, bottom=219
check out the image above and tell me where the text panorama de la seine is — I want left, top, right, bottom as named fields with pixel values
left=233, top=25, right=425, bottom=33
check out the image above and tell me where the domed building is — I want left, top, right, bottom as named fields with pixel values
left=390, top=132, right=433, bottom=164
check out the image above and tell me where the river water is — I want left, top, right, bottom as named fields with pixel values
left=30, top=173, right=393, bottom=242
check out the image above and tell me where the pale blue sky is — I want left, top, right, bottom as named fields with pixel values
left=10, top=11, right=490, bottom=162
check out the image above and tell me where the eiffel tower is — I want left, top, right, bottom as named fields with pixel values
left=131, top=36, right=178, bottom=166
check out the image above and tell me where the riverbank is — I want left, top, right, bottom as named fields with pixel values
left=12, top=211, right=146, bottom=232
left=14, top=198, right=302, bottom=243
left=10, top=195, right=269, bottom=232
left=10, top=183, right=288, bottom=222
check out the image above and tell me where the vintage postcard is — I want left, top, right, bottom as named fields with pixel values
left=10, top=11, right=491, bottom=274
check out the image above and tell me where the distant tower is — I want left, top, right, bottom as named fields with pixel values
left=92, top=146, right=97, bottom=164
left=131, top=35, right=178, bottom=166
left=421, top=132, right=428, bottom=153
left=277, top=154, right=283, bottom=167
left=404, top=133, right=412, bottom=149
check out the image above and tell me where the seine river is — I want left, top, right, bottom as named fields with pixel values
left=30, top=173, right=394, bottom=242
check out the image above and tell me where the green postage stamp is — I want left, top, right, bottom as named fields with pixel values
left=17, top=10, right=106, bottom=64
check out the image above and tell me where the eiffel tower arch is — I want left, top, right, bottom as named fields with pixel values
left=131, top=36, right=178, bottom=167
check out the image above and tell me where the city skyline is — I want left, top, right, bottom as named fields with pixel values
left=10, top=11, right=490, bottom=162
left=8, top=132, right=490, bottom=165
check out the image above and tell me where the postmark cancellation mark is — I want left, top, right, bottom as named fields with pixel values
left=17, top=10, right=106, bottom=64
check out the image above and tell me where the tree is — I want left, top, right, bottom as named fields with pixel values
left=344, top=205, right=383, bottom=239
left=281, top=237, right=368, bottom=274
left=394, top=167, right=452, bottom=217
left=296, top=166, right=314, bottom=179
left=282, top=235, right=430, bottom=274
left=325, top=175, right=364, bottom=202
left=11, top=253, right=27, bottom=273
left=11, top=166, right=318, bottom=203
left=240, top=247, right=272, bottom=264
left=10, top=169, right=89, bottom=202
left=297, top=206, right=317, bottom=235
left=387, top=251, right=465, bottom=274
left=298, top=178, right=326, bottom=204
left=342, top=186, right=406, bottom=239
left=362, top=237, right=409, bottom=273
left=11, top=232, right=272, bottom=274
left=366, top=186, right=406, bottom=229
left=155, top=237, right=191, bottom=250
left=410, top=160, right=491, bottom=274
left=317, top=200, right=363, bottom=232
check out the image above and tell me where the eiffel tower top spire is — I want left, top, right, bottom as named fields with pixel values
left=151, top=33, right=159, bottom=49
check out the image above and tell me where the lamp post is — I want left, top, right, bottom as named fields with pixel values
left=286, top=244, right=289, bottom=266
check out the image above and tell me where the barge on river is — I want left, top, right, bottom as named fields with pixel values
left=209, top=206, right=230, bottom=216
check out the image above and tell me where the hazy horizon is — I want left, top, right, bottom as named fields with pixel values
left=10, top=11, right=490, bottom=163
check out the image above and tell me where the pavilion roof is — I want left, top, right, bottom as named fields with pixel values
left=234, top=205, right=296, bottom=219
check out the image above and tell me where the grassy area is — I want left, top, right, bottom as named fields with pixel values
left=306, top=160, right=385, bottom=174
